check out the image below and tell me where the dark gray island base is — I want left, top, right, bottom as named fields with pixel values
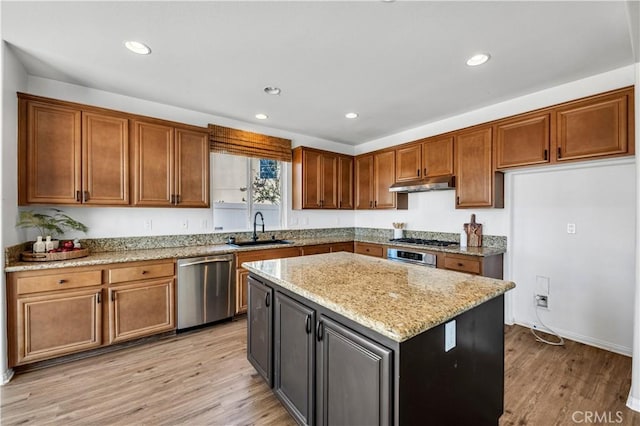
left=243, top=253, right=514, bottom=426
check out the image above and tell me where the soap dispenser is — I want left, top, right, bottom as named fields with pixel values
left=459, top=227, right=468, bottom=248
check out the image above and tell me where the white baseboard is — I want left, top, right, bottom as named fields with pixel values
left=627, top=394, right=640, bottom=412
left=2, top=368, right=14, bottom=385
left=513, top=320, right=632, bottom=356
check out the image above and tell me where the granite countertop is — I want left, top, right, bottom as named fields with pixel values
left=5, top=236, right=505, bottom=273
left=243, top=252, right=515, bottom=342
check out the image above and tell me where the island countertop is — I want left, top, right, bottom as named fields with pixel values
left=243, top=252, right=515, bottom=343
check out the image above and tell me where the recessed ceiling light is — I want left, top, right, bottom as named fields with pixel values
left=466, top=53, right=490, bottom=66
left=124, top=41, right=151, bottom=55
left=345, top=112, right=359, bottom=119
left=264, top=86, right=281, bottom=95
left=255, top=113, right=268, bottom=120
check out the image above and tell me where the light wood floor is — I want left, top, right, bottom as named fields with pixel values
left=1, top=319, right=639, bottom=425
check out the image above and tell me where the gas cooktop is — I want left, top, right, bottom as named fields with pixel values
left=388, top=238, right=458, bottom=247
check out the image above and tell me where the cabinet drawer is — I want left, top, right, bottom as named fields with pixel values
left=237, top=247, right=301, bottom=264
left=108, top=261, right=174, bottom=284
left=354, top=243, right=384, bottom=258
left=443, top=256, right=481, bottom=274
left=17, top=270, right=102, bottom=295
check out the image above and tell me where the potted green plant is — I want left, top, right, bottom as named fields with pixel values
left=17, top=209, right=89, bottom=250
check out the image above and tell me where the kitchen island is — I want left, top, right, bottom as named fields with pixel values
left=243, top=252, right=515, bottom=426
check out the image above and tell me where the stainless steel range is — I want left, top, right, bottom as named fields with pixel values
left=387, top=238, right=457, bottom=268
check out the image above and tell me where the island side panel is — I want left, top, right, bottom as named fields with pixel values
left=397, top=295, right=504, bottom=426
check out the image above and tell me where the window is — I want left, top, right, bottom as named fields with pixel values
left=211, top=153, right=284, bottom=232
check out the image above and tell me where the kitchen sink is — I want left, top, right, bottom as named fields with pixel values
left=227, top=239, right=293, bottom=247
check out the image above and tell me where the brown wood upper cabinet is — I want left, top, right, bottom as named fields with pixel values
left=356, top=150, right=403, bottom=209
left=455, top=126, right=504, bottom=208
left=555, top=88, right=632, bottom=162
left=292, top=147, right=353, bottom=209
left=132, top=120, right=209, bottom=207
left=494, top=112, right=551, bottom=169
left=395, top=136, right=454, bottom=182
left=18, top=94, right=129, bottom=205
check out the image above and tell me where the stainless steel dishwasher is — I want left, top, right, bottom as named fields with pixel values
left=177, top=254, right=235, bottom=330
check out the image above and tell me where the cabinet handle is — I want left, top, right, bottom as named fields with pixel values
left=417, top=169, right=420, bottom=177
left=305, top=315, right=312, bottom=334
left=424, top=168, right=427, bottom=176
left=369, top=201, right=373, bottom=208
left=316, top=320, right=324, bottom=341
left=58, top=279, right=66, bottom=284
left=339, top=200, right=342, bottom=208
left=170, top=194, right=175, bottom=204
left=110, top=291, right=115, bottom=302
left=544, top=149, right=548, bottom=161
left=456, top=196, right=460, bottom=205
left=557, top=147, right=562, bottom=159
left=96, top=292, right=101, bottom=304
left=83, top=191, right=89, bottom=202
left=265, top=292, right=271, bottom=307
left=76, top=191, right=81, bottom=202
left=176, top=194, right=181, bottom=205
left=374, top=200, right=377, bottom=208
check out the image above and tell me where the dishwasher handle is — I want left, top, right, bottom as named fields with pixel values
left=178, top=257, right=233, bottom=268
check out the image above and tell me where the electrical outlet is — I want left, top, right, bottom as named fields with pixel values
left=535, top=294, right=549, bottom=309
left=144, top=219, right=152, bottom=230
left=567, top=223, right=576, bottom=234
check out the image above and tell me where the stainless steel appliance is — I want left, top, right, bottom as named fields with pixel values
left=387, top=248, right=437, bottom=267
left=177, top=254, right=235, bottom=330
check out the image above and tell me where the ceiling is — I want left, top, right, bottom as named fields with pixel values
left=2, top=1, right=637, bottom=146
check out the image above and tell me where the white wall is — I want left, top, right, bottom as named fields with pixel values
left=1, top=42, right=28, bottom=383
left=509, top=159, right=635, bottom=355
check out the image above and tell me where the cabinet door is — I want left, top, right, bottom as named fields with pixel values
left=274, top=293, right=315, bottom=426
left=108, top=278, right=175, bottom=344
left=236, top=268, right=250, bottom=314
left=82, top=112, right=129, bottom=205
left=556, top=91, right=630, bottom=161
left=423, top=136, right=454, bottom=177
left=16, top=288, right=102, bottom=365
left=24, top=100, right=82, bottom=204
left=247, top=276, right=273, bottom=386
left=175, top=128, right=210, bottom=207
left=132, top=120, right=174, bottom=206
left=302, top=149, right=323, bottom=209
left=320, top=153, right=338, bottom=209
left=455, top=127, right=496, bottom=208
left=355, top=155, right=374, bottom=209
left=395, top=143, right=422, bottom=182
left=495, top=113, right=550, bottom=169
left=337, top=155, right=354, bottom=209
left=316, top=316, right=392, bottom=426
left=373, top=150, right=396, bottom=209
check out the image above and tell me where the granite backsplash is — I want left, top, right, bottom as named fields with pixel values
left=5, top=227, right=506, bottom=266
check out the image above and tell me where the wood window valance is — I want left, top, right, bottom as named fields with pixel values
left=208, top=124, right=292, bottom=162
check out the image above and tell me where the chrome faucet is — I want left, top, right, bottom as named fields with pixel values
left=252, top=211, right=265, bottom=241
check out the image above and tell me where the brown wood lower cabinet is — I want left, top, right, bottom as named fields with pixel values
left=108, top=278, right=175, bottom=344
left=6, top=259, right=176, bottom=367
left=354, top=242, right=385, bottom=258
left=440, top=252, right=503, bottom=279
left=16, top=287, right=102, bottom=365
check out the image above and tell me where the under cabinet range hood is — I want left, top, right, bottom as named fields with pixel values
left=389, top=176, right=455, bottom=193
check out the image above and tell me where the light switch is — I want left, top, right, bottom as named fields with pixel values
left=445, top=320, right=456, bottom=352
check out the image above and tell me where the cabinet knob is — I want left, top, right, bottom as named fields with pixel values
left=457, top=262, right=464, bottom=267
left=141, top=270, right=148, bottom=275
left=58, top=279, right=66, bottom=284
